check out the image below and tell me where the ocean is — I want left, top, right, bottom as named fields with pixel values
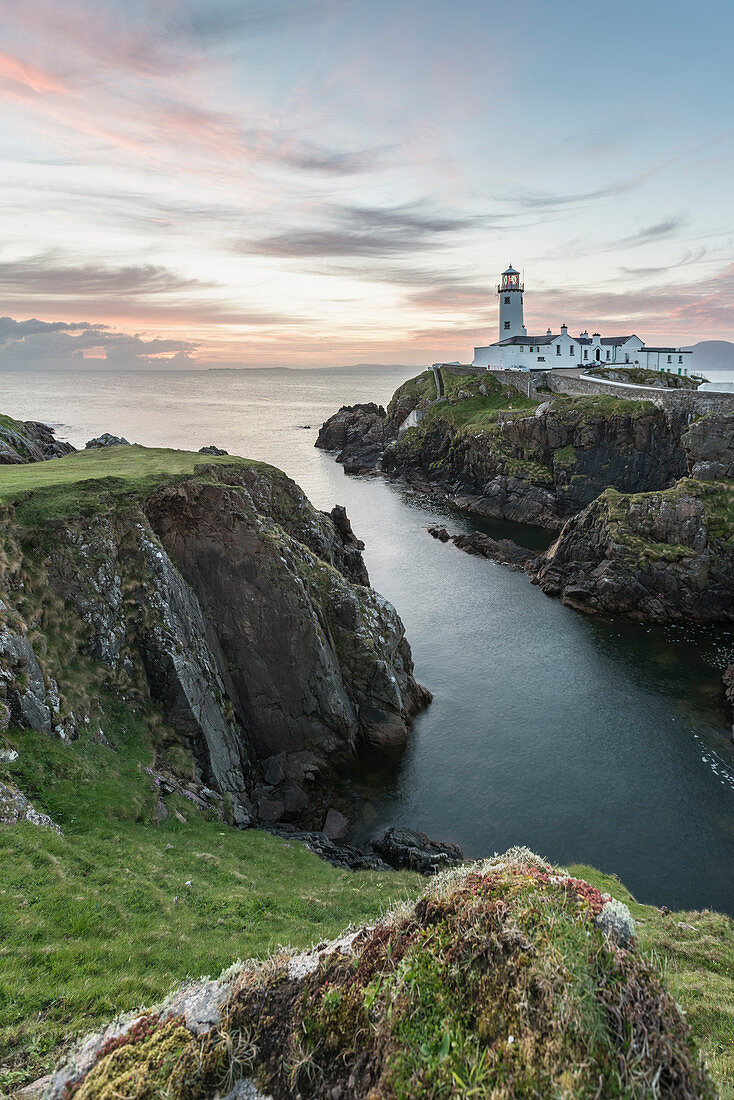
left=2, top=365, right=733, bottom=913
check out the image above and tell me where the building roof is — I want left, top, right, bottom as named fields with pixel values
left=600, top=335, right=638, bottom=346
left=641, top=346, right=692, bottom=354
left=495, top=334, right=556, bottom=346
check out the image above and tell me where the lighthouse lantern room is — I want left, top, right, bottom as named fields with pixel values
left=498, top=264, right=526, bottom=340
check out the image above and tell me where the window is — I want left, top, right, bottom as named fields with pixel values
left=606, top=350, right=611, bottom=360
left=583, top=349, right=588, bottom=360
left=504, top=321, right=511, bottom=330
left=678, top=355, right=683, bottom=364
left=504, top=296, right=510, bottom=304
left=667, top=355, right=672, bottom=364
left=556, top=344, right=561, bottom=355
left=569, top=344, right=574, bottom=355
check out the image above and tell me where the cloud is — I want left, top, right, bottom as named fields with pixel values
left=0, top=254, right=207, bottom=297
left=0, top=315, right=199, bottom=370
left=240, top=203, right=474, bottom=258
left=176, top=0, right=346, bottom=44
left=0, top=253, right=308, bottom=327
left=614, top=217, right=687, bottom=249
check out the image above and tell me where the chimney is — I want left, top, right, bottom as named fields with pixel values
left=561, top=324, right=568, bottom=335
left=546, top=328, right=552, bottom=336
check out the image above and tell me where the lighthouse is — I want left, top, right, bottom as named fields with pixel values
left=498, top=264, right=526, bottom=340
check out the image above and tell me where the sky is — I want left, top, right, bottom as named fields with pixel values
left=0, top=0, right=733, bottom=370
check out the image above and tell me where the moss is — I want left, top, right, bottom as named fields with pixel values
left=550, top=393, right=658, bottom=422
left=223, top=857, right=714, bottom=1099
left=73, top=1016, right=193, bottom=1100
left=554, top=444, right=577, bottom=469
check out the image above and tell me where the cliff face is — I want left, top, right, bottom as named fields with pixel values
left=0, top=451, right=429, bottom=827
left=530, top=479, right=734, bottom=622
left=316, top=374, right=688, bottom=528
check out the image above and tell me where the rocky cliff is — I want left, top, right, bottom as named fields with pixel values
left=530, top=478, right=734, bottom=621
left=0, top=446, right=429, bottom=829
left=316, top=371, right=689, bottom=528
left=0, top=414, right=75, bottom=464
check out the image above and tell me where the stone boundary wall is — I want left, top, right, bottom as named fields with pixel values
left=543, top=372, right=734, bottom=414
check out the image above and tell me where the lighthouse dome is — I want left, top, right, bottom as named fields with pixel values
left=502, top=264, right=519, bottom=275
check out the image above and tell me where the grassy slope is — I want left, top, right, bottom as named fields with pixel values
left=0, top=445, right=279, bottom=526
left=0, top=713, right=421, bottom=1091
left=572, top=864, right=734, bottom=1098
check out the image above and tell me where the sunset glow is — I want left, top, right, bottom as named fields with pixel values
left=1, top=0, right=733, bottom=369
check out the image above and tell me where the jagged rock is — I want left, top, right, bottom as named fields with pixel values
left=0, top=459, right=429, bottom=830
left=683, top=413, right=734, bottom=479
left=0, top=780, right=62, bottom=833
left=0, top=418, right=75, bottom=464
left=0, top=620, right=55, bottom=735
left=451, top=530, right=535, bottom=567
left=198, top=445, right=228, bottom=456
left=315, top=402, right=392, bottom=474
left=427, top=524, right=450, bottom=541
left=529, top=479, right=734, bottom=621
left=724, top=665, right=734, bottom=737
left=323, top=807, right=349, bottom=839
left=371, top=825, right=463, bottom=874
left=85, top=433, right=130, bottom=448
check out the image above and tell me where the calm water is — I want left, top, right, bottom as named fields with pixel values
left=2, top=367, right=733, bottom=913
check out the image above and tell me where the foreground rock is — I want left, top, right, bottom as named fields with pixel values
left=0, top=449, right=430, bottom=828
left=530, top=478, right=734, bottom=621
left=0, top=417, right=75, bottom=464
left=371, top=824, right=463, bottom=873
left=47, top=848, right=712, bottom=1100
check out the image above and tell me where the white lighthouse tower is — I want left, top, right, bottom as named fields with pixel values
left=498, top=264, right=526, bottom=340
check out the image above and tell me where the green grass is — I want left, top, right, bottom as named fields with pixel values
left=550, top=392, right=658, bottom=421
left=571, top=864, right=734, bottom=1098
left=586, top=366, right=706, bottom=390
left=0, top=445, right=280, bottom=527
left=387, top=371, right=437, bottom=416
left=0, top=712, right=421, bottom=1090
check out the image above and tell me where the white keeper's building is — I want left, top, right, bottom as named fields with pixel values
left=472, top=265, right=692, bottom=373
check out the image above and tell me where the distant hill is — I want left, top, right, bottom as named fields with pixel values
left=685, top=340, right=734, bottom=372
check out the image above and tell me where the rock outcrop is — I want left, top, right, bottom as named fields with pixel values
left=0, top=454, right=430, bottom=828
left=85, top=434, right=130, bottom=449
left=0, top=417, right=75, bottom=464
left=46, top=849, right=712, bottom=1100
left=317, top=374, right=689, bottom=528
left=530, top=479, right=734, bottom=622
left=427, top=525, right=535, bottom=567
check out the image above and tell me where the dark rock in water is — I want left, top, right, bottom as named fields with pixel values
left=198, top=445, right=229, bottom=456
left=428, top=526, right=534, bottom=567
left=0, top=419, right=75, bottom=464
left=451, top=531, right=535, bottom=567
left=297, top=424, right=311, bottom=429
left=371, top=825, right=463, bottom=874
left=85, top=434, right=130, bottom=449
left=724, top=665, right=734, bottom=739
left=427, top=525, right=450, bottom=541
left=323, top=807, right=349, bottom=839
